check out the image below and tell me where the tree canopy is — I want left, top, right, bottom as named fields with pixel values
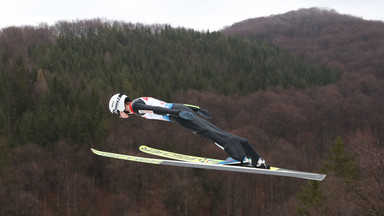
left=0, top=20, right=340, bottom=148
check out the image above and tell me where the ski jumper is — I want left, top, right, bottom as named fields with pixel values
left=129, top=97, right=260, bottom=166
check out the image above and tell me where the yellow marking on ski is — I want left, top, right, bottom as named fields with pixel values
left=91, top=148, right=162, bottom=164
left=140, top=145, right=222, bottom=164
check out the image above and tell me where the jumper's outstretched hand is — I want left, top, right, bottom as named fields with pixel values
left=179, top=111, right=195, bottom=120
left=119, top=111, right=129, bottom=119
left=197, top=108, right=211, bottom=118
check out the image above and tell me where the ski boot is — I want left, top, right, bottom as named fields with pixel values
left=219, top=156, right=250, bottom=165
left=256, top=157, right=270, bottom=169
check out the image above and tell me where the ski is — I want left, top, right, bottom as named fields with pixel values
left=140, top=145, right=283, bottom=166
left=140, top=145, right=326, bottom=180
left=139, top=145, right=223, bottom=164
left=91, top=148, right=326, bottom=181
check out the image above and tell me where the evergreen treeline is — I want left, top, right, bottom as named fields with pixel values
left=33, top=20, right=340, bottom=95
left=0, top=20, right=340, bottom=148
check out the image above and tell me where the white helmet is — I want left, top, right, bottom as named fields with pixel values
left=109, top=93, right=129, bottom=114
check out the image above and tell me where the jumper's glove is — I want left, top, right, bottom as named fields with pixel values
left=183, top=104, right=211, bottom=119
left=179, top=111, right=195, bottom=120
left=197, top=108, right=211, bottom=119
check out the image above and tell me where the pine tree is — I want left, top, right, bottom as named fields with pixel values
left=321, top=136, right=360, bottom=181
left=295, top=137, right=361, bottom=215
left=296, top=180, right=324, bottom=216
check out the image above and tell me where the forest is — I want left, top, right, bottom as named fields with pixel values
left=0, top=7, right=383, bottom=215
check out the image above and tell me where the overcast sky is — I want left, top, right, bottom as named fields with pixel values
left=1, top=0, right=383, bottom=31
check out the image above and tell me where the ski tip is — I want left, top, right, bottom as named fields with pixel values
left=318, top=174, right=327, bottom=181
left=90, top=148, right=100, bottom=155
left=304, top=174, right=326, bottom=181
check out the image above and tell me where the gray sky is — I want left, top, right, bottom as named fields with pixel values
left=1, top=0, right=383, bottom=31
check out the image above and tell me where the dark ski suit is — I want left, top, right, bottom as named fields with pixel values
left=129, top=97, right=260, bottom=166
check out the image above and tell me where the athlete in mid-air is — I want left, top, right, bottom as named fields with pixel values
left=109, top=93, right=269, bottom=169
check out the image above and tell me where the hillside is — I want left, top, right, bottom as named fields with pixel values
left=223, top=7, right=384, bottom=78
left=223, top=8, right=384, bottom=215
left=0, top=10, right=383, bottom=215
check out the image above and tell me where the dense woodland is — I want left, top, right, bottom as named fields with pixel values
left=0, top=8, right=383, bottom=215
